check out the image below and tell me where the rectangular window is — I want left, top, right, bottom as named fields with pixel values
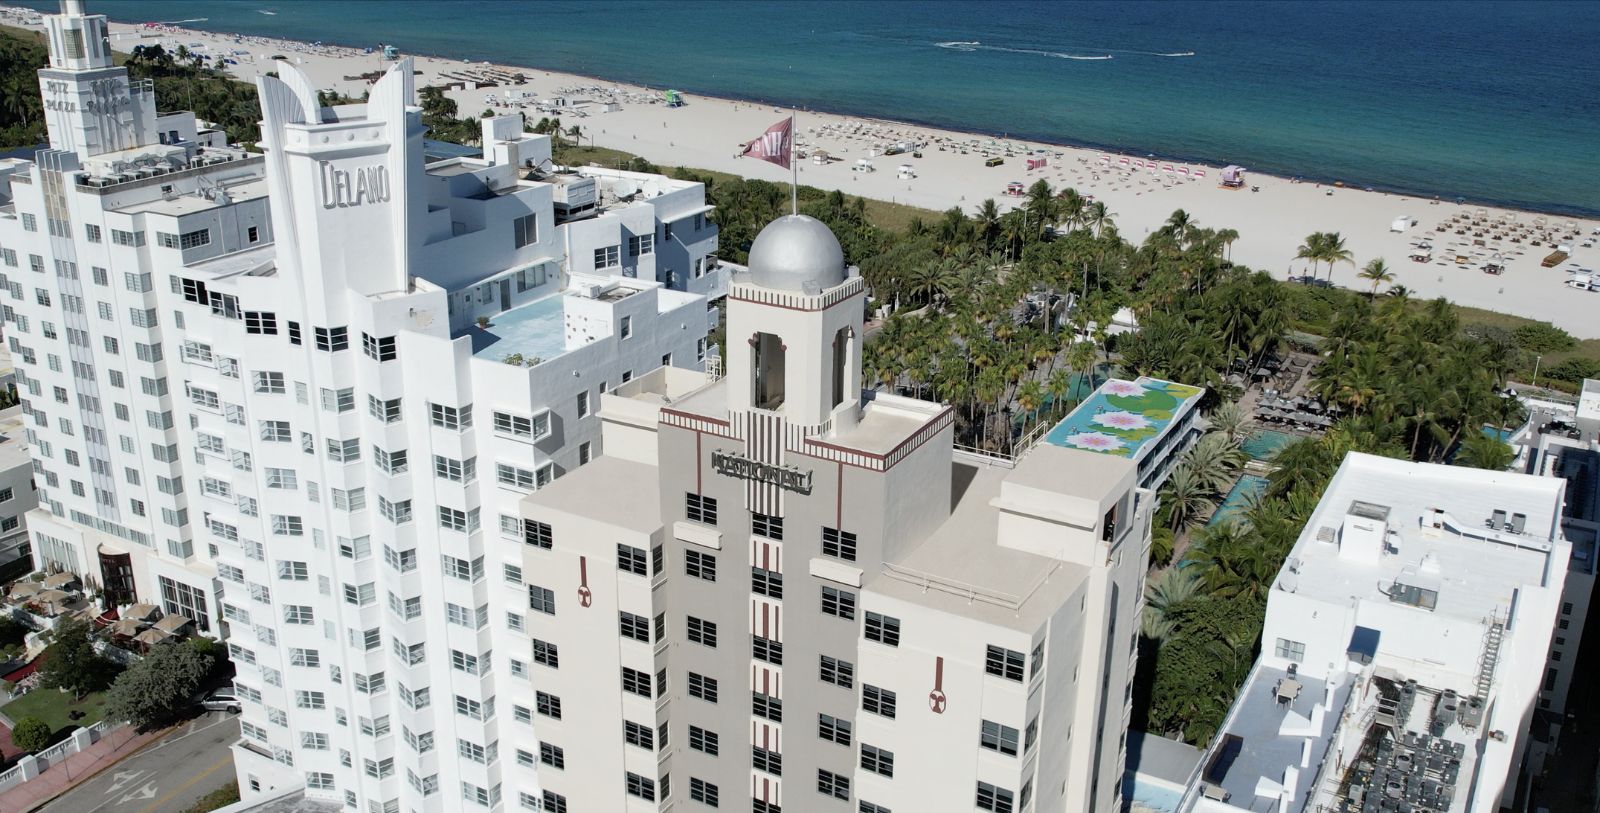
left=860, top=744, right=894, bottom=777
left=818, top=770, right=850, bottom=801
left=361, top=332, right=398, bottom=361
left=752, top=691, right=782, bottom=723
left=865, top=612, right=901, bottom=646
left=981, top=720, right=1020, bottom=756
left=622, top=667, right=652, bottom=698
left=623, top=720, right=653, bottom=749
left=822, top=527, right=858, bottom=561
left=752, top=636, right=783, bottom=666
left=689, top=725, right=719, bottom=755
left=594, top=245, right=621, bottom=269
left=528, top=585, right=556, bottom=615
left=313, top=326, right=349, bottom=352
left=685, top=549, right=716, bottom=582
left=976, top=782, right=1015, bottom=813
left=862, top=684, right=896, bottom=719
left=688, top=672, right=718, bottom=703
left=690, top=777, right=719, bottom=807
left=985, top=645, right=1026, bottom=682
left=821, top=586, right=856, bottom=619
left=685, top=493, right=718, bottom=524
left=430, top=402, right=472, bottom=430
left=617, top=543, right=647, bottom=575
left=751, top=566, right=784, bottom=599
left=244, top=311, right=277, bottom=334
left=628, top=233, right=655, bottom=256
left=626, top=772, right=655, bottom=802
left=532, top=639, right=559, bottom=668
left=513, top=213, right=538, bottom=248
left=686, top=616, right=717, bottom=648
left=620, top=612, right=651, bottom=642
left=536, top=692, right=562, bottom=719
left=1274, top=638, right=1307, bottom=662
left=751, top=512, right=783, bottom=540
left=820, top=655, right=854, bottom=688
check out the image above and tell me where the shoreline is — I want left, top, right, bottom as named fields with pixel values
left=3, top=5, right=1591, bottom=220
left=4, top=6, right=1598, bottom=338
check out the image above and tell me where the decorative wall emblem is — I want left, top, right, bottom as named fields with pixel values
left=929, top=656, right=947, bottom=714
left=577, top=556, right=592, bottom=608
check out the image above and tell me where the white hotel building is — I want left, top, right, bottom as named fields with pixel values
left=0, top=2, right=722, bottom=810
left=1179, top=454, right=1570, bottom=813
left=514, top=212, right=1206, bottom=813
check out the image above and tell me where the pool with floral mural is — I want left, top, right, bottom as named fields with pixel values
left=1043, top=377, right=1206, bottom=460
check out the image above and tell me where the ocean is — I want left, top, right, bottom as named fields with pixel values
left=15, top=0, right=1600, bottom=216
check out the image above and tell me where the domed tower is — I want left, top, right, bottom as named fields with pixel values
left=726, top=214, right=865, bottom=435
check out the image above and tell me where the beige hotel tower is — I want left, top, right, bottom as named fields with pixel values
left=514, top=214, right=1203, bottom=813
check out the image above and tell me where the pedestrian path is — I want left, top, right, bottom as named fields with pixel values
left=0, top=724, right=163, bottom=813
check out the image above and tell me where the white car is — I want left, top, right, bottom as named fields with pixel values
left=200, top=688, right=241, bottom=713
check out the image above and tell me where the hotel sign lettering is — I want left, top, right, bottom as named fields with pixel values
left=319, top=160, right=391, bottom=210
left=711, top=450, right=813, bottom=495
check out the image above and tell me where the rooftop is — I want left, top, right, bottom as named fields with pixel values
left=1279, top=453, right=1565, bottom=624
left=109, top=177, right=270, bottom=217
left=520, top=456, right=662, bottom=534
left=868, top=461, right=1090, bottom=630
left=1196, top=663, right=1354, bottom=809
left=1043, top=377, right=1203, bottom=461
left=466, top=293, right=570, bottom=363
left=0, top=405, right=30, bottom=471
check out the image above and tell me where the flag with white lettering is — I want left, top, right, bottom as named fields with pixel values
left=740, top=117, right=792, bottom=170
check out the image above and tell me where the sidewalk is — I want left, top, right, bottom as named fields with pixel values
left=0, top=724, right=165, bottom=813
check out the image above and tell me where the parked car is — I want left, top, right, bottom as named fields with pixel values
left=200, top=688, right=241, bottom=713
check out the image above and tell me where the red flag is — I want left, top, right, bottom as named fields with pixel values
left=740, top=117, right=792, bottom=170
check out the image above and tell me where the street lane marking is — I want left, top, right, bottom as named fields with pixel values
left=135, top=755, right=230, bottom=813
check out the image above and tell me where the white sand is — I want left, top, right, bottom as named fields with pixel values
left=9, top=8, right=1597, bottom=336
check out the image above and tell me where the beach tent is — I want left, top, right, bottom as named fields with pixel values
left=1391, top=216, right=1417, bottom=232
left=1221, top=165, right=1246, bottom=187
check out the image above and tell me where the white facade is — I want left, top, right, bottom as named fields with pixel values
left=0, top=405, right=39, bottom=566
left=0, top=4, right=723, bottom=810
left=513, top=215, right=1202, bottom=813
left=1180, top=453, right=1569, bottom=813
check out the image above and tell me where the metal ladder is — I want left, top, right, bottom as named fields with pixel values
left=1473, top=613, right=1505, bottom=707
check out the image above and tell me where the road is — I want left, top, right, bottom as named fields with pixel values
left=38, top=715, right=238, bottom=813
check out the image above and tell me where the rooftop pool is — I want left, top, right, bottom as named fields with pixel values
left=1123, top=773, right=1182, bottom=813
left=468, top=294, right=570, bottom=363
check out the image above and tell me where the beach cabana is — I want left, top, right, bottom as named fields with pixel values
left=1391, top=216, right=1417, bottom=233
left=1221, top=165, right=1246, bottom=188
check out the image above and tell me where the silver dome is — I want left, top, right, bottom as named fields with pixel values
left=746, top=214, right=846, bottom=293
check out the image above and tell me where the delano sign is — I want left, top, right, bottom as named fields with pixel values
left=319, top=161, right=391, bottom=210
left=711, top=450, right=813, bottom=495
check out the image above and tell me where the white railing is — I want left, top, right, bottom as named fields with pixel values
left=0, top=720, right=117, bottom=793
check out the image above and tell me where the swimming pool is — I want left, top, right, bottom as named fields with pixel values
left=1241, top=429, right=1295, bottom=460
left=1481, top=425, right=1513, bottom=443
left=1122, top=773, right=1183, bottom=813
left=1207, top=474, right=1269, bottom=528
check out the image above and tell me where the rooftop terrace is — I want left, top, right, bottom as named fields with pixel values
left=1043, top=377, right=1203, bottom=461
left=467, top=293, right=571, bottom=363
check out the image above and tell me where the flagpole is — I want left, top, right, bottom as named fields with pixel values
left=790, top=110, right=798, bottom=216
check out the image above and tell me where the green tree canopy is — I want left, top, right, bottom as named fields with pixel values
left=104, top=640, right=215, bottom=729
left=38, top=618, right=118, bottom=700
left=10, top=716, right=51, bottom=752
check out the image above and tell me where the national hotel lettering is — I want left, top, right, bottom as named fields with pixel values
left=710, top=448, right=814, bottom=495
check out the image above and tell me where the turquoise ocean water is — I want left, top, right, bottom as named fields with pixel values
left=21, top=0, right=1600, bottom=215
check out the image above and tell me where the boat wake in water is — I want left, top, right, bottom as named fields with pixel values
left=936, top=40, right=1111, bottom=60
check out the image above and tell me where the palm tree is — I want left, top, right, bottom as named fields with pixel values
left=1142, top=568, right=1201, bottom=639
left=1084, top=201, right=1112, bottom=237
left=975, top=199, right=1002, bottom=250
left=1159, top=464, right=1215, bottom=533
left=1320, top=231, right=1355, bottom=282
left=1208, top=401, right=1249, bottom=443
left=1183, top=433, right=1248, bottom=493
left=1215, top=227, right=1240, bottom=263
left=1295, top=231, right=1326, bottom=279
left=1454, top=430, right=1514, bottom=471
left=1358, top=258, right=1395, bottom=298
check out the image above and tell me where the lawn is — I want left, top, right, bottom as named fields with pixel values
left=1, top=688, right=108, bottom=734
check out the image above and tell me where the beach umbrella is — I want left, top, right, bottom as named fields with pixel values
left=1177, top=167, right=1190, bottom=175
left=1194, top=170, right=1207, bottom=178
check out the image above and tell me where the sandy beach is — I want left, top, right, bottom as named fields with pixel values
left=7, top=7, right=1598, bottom=336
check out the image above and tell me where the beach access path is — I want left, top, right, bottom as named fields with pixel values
left=14, top=10, right=1595, bottom=336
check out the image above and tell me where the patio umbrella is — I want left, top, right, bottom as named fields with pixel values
left=42, top=572, right=79, bottom=590
left=111, top=618, right=143, bottom=637
left=124, top=602, right=161, bottom=622
left=9, top=581, right=41, bottom=600
left=134, top=628, right=173, bottom=646
left=153, top=614, right=193, bottom=635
